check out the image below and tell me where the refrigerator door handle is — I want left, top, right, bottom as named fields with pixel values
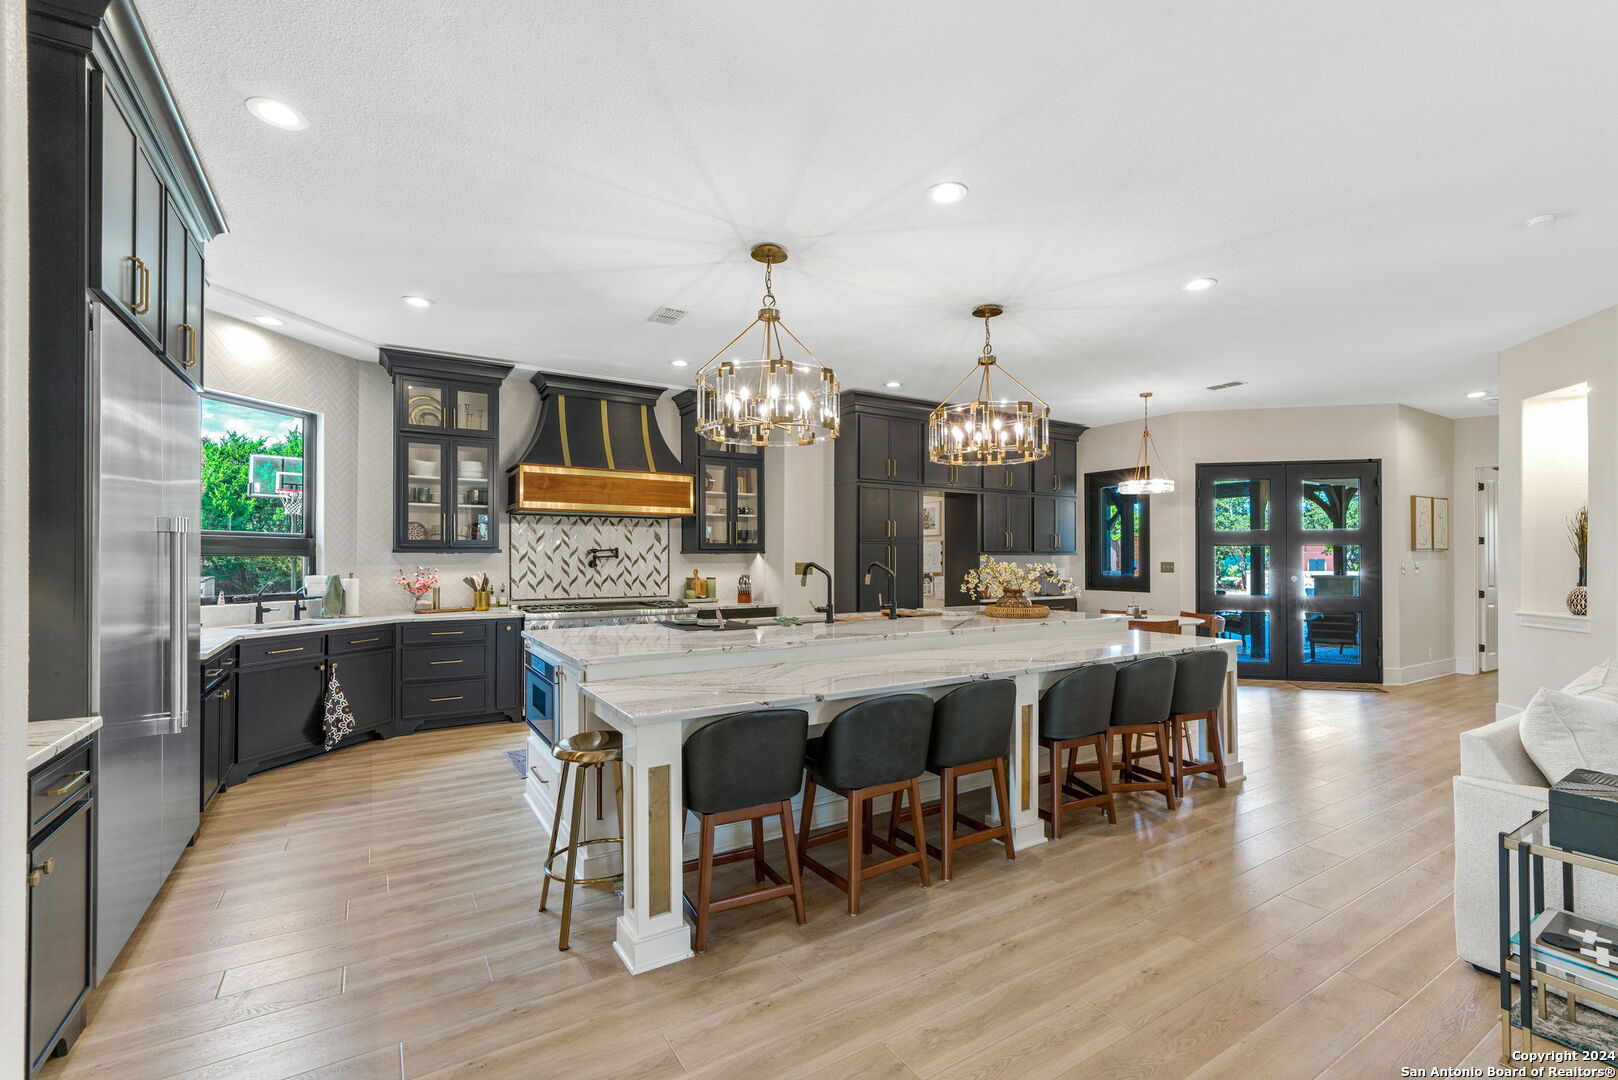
left=162, top=516, right=190, bottom=733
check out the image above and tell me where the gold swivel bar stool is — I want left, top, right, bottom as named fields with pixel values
left=539, top=730, right=624, bottom=951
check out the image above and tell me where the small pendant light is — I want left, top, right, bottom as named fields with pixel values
left=1116, top=391, right=1175, bottom=495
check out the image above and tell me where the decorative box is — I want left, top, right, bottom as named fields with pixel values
left=1549, top=769, right=1618, bottom=862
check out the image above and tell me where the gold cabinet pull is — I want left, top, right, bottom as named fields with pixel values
left=29, top=857, right=57, bottom=885
left=179, top=323, right=198, bottom=367
left=428, top=695, right=464, bottom=703
left=267, top=646, right=305, bottom=655
left=136, top=256, right=152, bottom=313
left=529, top=767, right=549, bottom=785
left=429, top=631, right=464, bottom=636
left=348, top=637, right=381, bottom=644
left=428, top=659, right=463, bottom=665
left=45, top=771, right=90, bottom=797
left=219, top=688, right=231, bottom=701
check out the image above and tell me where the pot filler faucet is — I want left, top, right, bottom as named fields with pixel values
left=797, top=561, right=835, bottom=624
left=863, top=561, right=900, bottom=620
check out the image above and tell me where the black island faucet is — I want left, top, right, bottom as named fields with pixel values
left=863, top=561, right=900, bottom=619
left=797, top=561, right=835, bottom=624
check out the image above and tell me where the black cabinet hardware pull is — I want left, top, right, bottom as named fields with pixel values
left=45, top=771, right=90, bottom=797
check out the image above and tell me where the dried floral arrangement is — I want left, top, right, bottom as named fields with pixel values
left=960, top=555, right=1075, bottom=601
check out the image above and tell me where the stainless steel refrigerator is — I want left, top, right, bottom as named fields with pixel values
left=92, top=302, right=201, bottom=978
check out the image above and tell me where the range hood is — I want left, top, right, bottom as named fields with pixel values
left=507, top=373, right=694, bottom=517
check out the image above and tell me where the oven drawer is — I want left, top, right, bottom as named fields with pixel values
left=401, top=642, right=486, bottom=681
left=401, top=679, right=488, bottom=720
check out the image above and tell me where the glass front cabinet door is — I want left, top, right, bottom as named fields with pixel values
left=688, top=460, right=764, bottom=553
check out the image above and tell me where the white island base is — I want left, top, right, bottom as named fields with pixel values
left=522, top=612, right=1239, bottom=974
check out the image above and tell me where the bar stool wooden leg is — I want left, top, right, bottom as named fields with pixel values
left=750, top=817, right=767, bottom=883
left=1156, top=722, right=1178, bottom=810
left=907, top=779, right=932, bottom=888
left=991, top=757, right=1016, bottom=860
left=847, top=792, right=865, bottom=915
left=1046, top=744, right=1064, bottom=839
left=778, top=800, right=807, bottom=925
left=861, top=798, right=875, bottom=856
left=1098, top=734, right=1117, bottom=824
left=557, top=763, right=590, bottom=950
left=797, top=775, right=817, bottom=861
left=885, top=792, right=902, bottom=846
left=694, top=814, right=716, bottom=952
left=939, top=766, right=957, bottom=881
left=539, top=760, right=571, bottom=913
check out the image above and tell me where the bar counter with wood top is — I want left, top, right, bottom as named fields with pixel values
left=522, top=612, right=1240, bottom=974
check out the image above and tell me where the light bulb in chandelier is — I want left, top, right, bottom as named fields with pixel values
left=1116, top=391, right=1175, bottom=495
left=926, top=304, right=1051, bottom=467
left=693, top=244, right=840, bottom=448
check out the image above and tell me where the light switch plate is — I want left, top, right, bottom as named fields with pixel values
left=1160, top=561, right=1175, bottom=573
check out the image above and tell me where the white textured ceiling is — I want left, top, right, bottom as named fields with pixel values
left=141, top=1, right=1618, bottom=425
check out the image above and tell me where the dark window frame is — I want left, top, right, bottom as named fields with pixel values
left=201, top=392, right=317, bottom=597
left=1084, top=468, right=1151, bottom=593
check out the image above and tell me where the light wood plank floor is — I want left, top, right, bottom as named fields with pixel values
left=41, top=673, right=1562, bottom=1079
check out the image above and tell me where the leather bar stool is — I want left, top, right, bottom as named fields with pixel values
left=798, top=693, right=933, bottom=914
left=682, top=708, right=810, bottom=952
left=539, top=729, right=624, bottom=951
left=888, top=680, right=1017, bottom=881
left=1109, top=657, right=1179, bottom=811
left=1166, top=649, right=1230, bottom=797
left=1038, top=664, right=1119, bottom=837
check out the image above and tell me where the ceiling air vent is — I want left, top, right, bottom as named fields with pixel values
left=646, top=306, right=688, bottom=326
left=1205, top=380, right=1246, bottom=391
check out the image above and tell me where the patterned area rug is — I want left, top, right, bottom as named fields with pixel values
left=1511, top=994, right=1618, bottom=1062
left=503, top=748, right=527, bottom=778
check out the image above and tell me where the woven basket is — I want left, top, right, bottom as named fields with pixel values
left=983, top=589, right=1051, bottom=620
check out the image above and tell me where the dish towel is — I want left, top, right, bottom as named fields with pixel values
left=323, top=661, right=356, bottom=751
left=321, top=574, right=345, bottom=618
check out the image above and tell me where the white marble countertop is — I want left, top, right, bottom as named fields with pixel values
left=581, top=630, right=1223, bottom=724
left=28, top=716, right=103, bottom=771
left=201, top=608, right=524, bottom=659
left=525, top=610, right=1112, bottom=671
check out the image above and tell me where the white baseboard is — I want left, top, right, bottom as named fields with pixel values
left=1383, top=658, right=1458, bottom=686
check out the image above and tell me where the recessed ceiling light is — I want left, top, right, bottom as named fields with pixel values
left=251, top=315, right=285, bottom=327
left=400, top=295, right=434, bottom=308
left=1524, top=213, right=1558, bottom=229
left=670, top=359, right=689, bottom=368
left=1184, top=277, right=1218, bottom=292
left=244, top=97, right=309, bottom=131
left=1466, top=390, right=1489, bottom=399
left=927, top=181, right=969, bottom=205
left=884, top=380, right=902, bottom=389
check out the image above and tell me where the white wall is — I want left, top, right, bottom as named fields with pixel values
left=1076, top=402, right=1465, bottom=683
left=1, top=0, right=28, bottom=1061
left=1497, top=306, right=1618, bottom=711
left=204, top=315, right=835, bottom=619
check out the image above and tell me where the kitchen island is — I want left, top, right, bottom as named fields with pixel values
left=524, top=613, right=1239, bottom=974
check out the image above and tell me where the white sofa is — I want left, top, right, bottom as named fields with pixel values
left=1454, top=712, right=1618, bottom=973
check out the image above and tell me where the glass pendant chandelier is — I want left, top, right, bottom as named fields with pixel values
left=694, top=244, right=839, bottom=447
left=926, top=304, right=1050, bottom=466
left=1116, top=391, right=1175, bottom=495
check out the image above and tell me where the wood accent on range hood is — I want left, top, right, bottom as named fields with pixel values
left=507, top=372, right=694, bottom=517
left=508, top=464, right=693, bottom=517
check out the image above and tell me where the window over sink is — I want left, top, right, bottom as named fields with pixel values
left=200, top=393, right=317, bottom=602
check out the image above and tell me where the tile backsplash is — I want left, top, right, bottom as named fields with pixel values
left=508, top=515, right=671, bottom=601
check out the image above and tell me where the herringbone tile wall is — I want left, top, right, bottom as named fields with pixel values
left=508, top=516, right=670, bottom=600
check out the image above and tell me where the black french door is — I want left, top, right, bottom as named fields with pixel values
left=1196, top=460, right=1382, bottom=683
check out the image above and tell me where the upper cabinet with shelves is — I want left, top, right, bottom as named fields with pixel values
left=381, top=349, right=514, bottom=553
left=674, top=390, right=767, bottom=553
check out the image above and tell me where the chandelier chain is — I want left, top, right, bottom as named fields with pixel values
left=761, top=262, right=776, bottom=308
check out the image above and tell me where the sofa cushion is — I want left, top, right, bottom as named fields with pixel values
left=1518, top=688, right=1618, bottom=786
left=1459, top=714, right=1548, bottom=786
left=1561, top=659, right=1618, bottom=705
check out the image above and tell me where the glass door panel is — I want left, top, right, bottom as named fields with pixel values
left=1287, top=462, right=1380, bottom=682
left=1198, top=466, right=1288, bottom=679
left=403, top=383, right=446, bottom=429
left=403, top=439, right=445, bottom=544
left=453, top=389, right=492, bottom=433
left=453, top=443, right=493, bottom=545
left=701, top=463, right=730, bottom=546
left=734, top=464, right=761, bottom=547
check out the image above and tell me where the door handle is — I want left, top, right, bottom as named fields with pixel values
left=163, top=517, right=190, bottom=733
left=179, top=323, right=198, bottom=367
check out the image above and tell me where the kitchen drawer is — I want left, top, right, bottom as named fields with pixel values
left=401, top=642, right=486, bottom=682
left=401, top=620, right=488, bottom=645
left=30, top=742, right=93, bottom=834
left=326, top=625, right=396, bottom=655
left=402, top=678, right=488, bottom=720
left=202, top=649, right=237, bottom=683
left=237, top=633, right=324, bottom=667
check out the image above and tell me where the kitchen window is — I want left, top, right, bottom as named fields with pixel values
left=200, top=393, right=317, bottom=601
left=1084, top=468, right=1151, bottom=593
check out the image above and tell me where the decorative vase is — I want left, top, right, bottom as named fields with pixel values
left=474, top=589, right=491, bottom=611
left=984, top=588, right=1051, bottom=620
left=1568, top=567, right=1589, bottom=617
left=413, top=592, right=433, bottom=613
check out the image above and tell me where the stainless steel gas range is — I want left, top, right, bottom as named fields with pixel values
left=517, top=598, right=694, bottom=743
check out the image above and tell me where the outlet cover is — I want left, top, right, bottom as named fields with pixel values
left=1160, top=561, right=1175, bottom=573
